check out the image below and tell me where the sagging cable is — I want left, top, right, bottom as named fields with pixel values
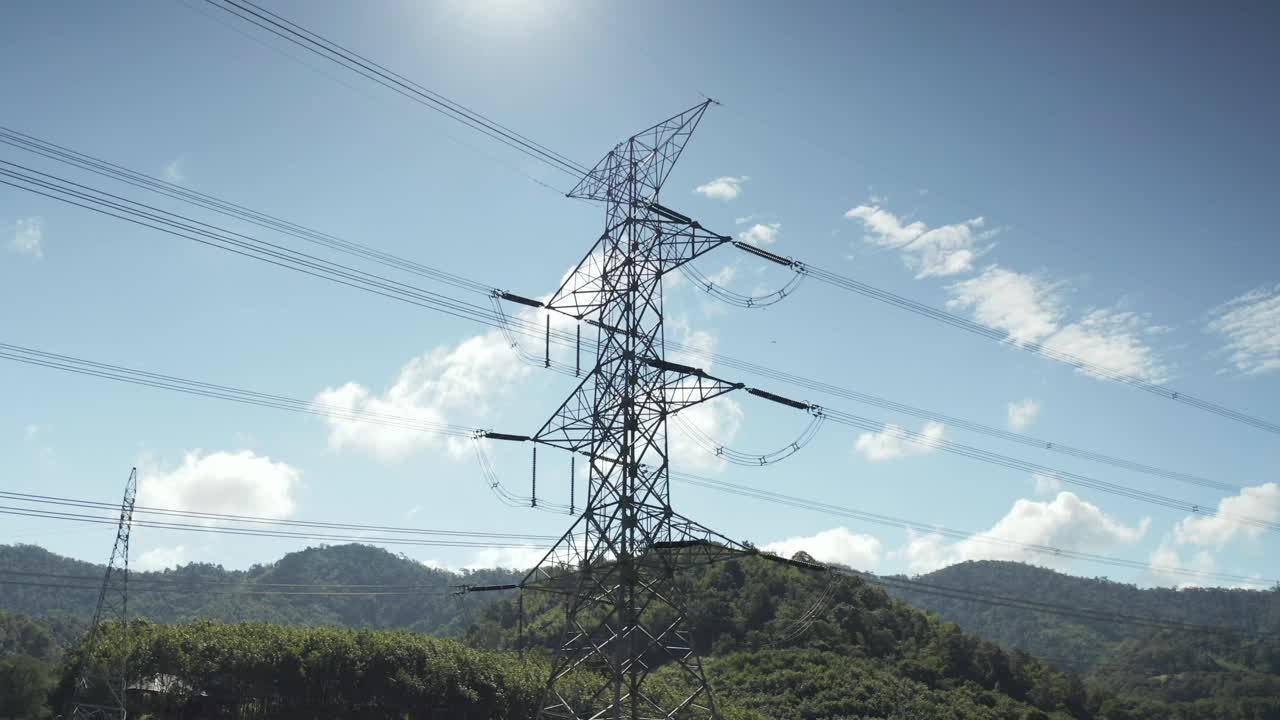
left=672, top=408, right=825, bottom=467
left=679, top=261, right=805, bottom=309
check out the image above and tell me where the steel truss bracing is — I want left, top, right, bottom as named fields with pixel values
left=67, top=468, right=137, bottom=720
left=521, top=101, right=754, bottom=720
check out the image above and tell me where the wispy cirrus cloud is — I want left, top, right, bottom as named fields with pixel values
left=1207, top=284, right=1280, bottom=375
left=846, top=202, right=1173, bottom=385
left=845, top=204, right=992, bottom=278
left=946, top=266, right=1171, bottom=383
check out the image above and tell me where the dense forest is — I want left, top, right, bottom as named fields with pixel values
left=0, top=543, right=520, bottom=633
left=885, top=561, right=1280, bottom=719
left=4, top=544, right=1279, bottom=719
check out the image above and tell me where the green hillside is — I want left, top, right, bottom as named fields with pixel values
left=5, top=545, right=1278, bottom=719
left=884, top=561, right=1280, bottom=718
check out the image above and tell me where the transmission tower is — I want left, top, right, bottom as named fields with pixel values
left=494, top=101, right=806, bottom=720
left=66, top=468, right=137, bottom=720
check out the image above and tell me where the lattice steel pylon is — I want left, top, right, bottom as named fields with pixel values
left=519, top=101, right=755, bottom=720
left=66, top=468, right=137, bottom=720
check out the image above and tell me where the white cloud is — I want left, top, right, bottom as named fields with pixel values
left=314, top=330, right=530, bottom=462
left=900, top=491, right=1150, bottom=574
left=707, top=264, right=737, bottom=287
left=1173, top=482, right=1280, bottom=549
left=665, top=317, right=745, bottom=472
left=1007, top=398, right=1041, bottom=432
left=1042, top=308, right=1171, bottom=384
left=764, top=527, right=882, bottom=570
left=137, top=545, right=187, bottom=571
left=694, top=175, right=748, bottom=201
left=845, top=205, right=991, bottom=278
left=668, top=395, right=745, bottom=472
left=1147, top=541, right=1217, bottom=589
left=947, top=266, right=1065, bottom=345
left=947, top=266, right=1170, bottom=383
left=8, top=217, right=43, bottom=258
left=1032, top=472, right=1062, bottom=496
left=462, top=544, right=547, bottom=570
left=1207, top=284, right=1280, bottom=375
left=737, top=222, right=780, bottom=246
left=163, top=157, right=186, bottom=184
left=138, top=449, right=301, bottom=520
left=853, top=421, right=944, bottom=461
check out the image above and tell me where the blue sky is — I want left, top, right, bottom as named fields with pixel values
left=1, top=0, right=1277, bottom=587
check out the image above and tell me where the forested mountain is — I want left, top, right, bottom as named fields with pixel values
left=884, top=561, right=1280, bottom=718
left=0, top=543, right=519, bottom=634
left=4, top=545, right=1279, bottom=719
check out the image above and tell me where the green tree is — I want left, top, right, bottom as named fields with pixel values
left=0, top=654, right=52, bottom=720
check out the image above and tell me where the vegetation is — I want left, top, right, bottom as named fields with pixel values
left=5, top=545, right=1280, bottom=718
left=0, top=543, right=519, bottom=634
left=884, top=561, right=1280, bottom=719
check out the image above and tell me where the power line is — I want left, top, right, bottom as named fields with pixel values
left=0, top=505, right=550, bottom=551
left=201, top=0, right=588, bottom=182
left=0, top=490, right=557, bottom=542
left=669, top=471, right=1276, bottom=588
left=0, top=577, right=444, bottom=597
left=4, top=338, right=1274, bottom=578
left=819, top=408, right=1277, bottom=533
left=0, top=132, right=1257, bottom=497
left=170, top=0, right=1278, bottom=437
left=0, top=568, right=455, bottom=591
left=841, top=568, right=1280, bottom=640
left=0, top=126, right=492, bottom=296
left=794, top=262, right=1280, bottom=436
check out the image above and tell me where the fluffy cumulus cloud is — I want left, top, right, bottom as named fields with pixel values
left=314, top=330, right=530, bottom=462
left=138, top=450, right=301, bottom=520
left=8, top=217, right=43, bottom=258
left=1006, top=398, right=1041, bottom=432
left=694, top=175, right=748, bottom=201
left=845, top=205, right=992, bottom=278
left=764, top=527, right=882, bottom=570
left=137, top=545, right=188, bottom=571
left=737, top=222, right=780, bottom=246
left=1173, top=482, right=1280, bottom=549
left=899, top=491, right=1149, bottom=574
left=1147, top=541, right=1218, bottom=588
left=853, top=421, right=944, bottom=461
left=947, top=266, right=1170, bottom=383
left=1207, top=284, right=1280, bottom=375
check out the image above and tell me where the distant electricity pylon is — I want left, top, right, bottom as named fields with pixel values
left=66, top=468, right=137, bottom=720
left=478, top=102, right=820, bottom=720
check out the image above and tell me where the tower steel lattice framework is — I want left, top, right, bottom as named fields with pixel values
left=515, top=101, right=772, bottom=720
left=66, top=468, right=137, bottom=720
